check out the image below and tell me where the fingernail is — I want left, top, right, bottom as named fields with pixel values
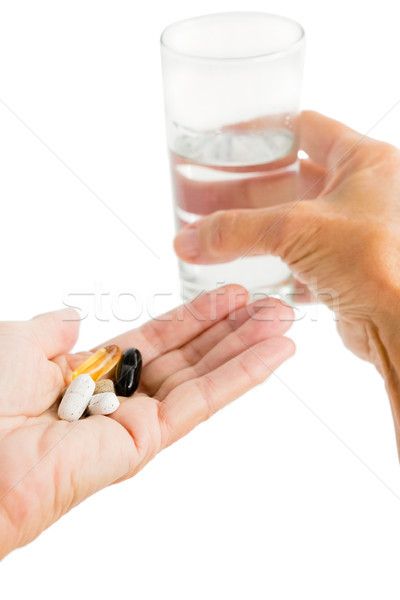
left=175, top=227, right=200, bottom=259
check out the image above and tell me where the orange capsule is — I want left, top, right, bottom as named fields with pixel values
left=72, top=345, right=122, bottom=382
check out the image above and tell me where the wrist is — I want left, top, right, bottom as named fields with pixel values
left=369, top=279, right=400, bottom=447
left=374, top=278, right=400, bottom=372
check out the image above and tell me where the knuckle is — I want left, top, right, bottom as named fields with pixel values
left=209, top=210, right=237, bottom=255
left=370, top=140, right=400, bottom=162
left=349, top=139, right=400, bottom=172
left=196, top=375, right=218, bottom=420
left=377, top=143, right=400, bottom=175
left=273, top=201, right=321, bottom=259
left=158, top=374, right=182, bottom=399
left=47, top=364, right=63, bottom=396
left=377, top=141, right=400, bottom=160
left=166, top=372, right=184, bottom=389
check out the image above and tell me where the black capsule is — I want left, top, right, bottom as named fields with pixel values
left=114, top=348, right=142, bottom=397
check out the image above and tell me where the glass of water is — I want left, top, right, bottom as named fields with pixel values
left=160, top=12, right=305, bottom=300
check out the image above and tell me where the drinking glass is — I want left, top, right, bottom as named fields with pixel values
left=160, top=12, right=305, bottom=300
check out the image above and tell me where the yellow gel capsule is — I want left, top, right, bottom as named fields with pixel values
left=72, top=345, right=122, bottom=382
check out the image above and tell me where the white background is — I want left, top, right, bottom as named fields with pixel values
left=0, top=0, right=399, bottom=598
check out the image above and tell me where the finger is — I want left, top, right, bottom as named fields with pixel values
left=177, top=155, right=325, bottom=214
left=292, top=280, right=316, bottom=304
left=142, top=297, right=292, bottom=394
left=174, top=200, right=319, bottom=264
left=101, top=285, right=248, bottom=363
left=154, top=301, right=294, bottom=401
left=158, top=336, right=295, bottom=446
left=299, top=158, right=326, bottom=199
left=52, top=351, right=93, bottom=386
left=28, top=308, right=80, bottom=359
left=299, top=110, right=363, bottom=169
left=174, top=152, right=299, bottom=216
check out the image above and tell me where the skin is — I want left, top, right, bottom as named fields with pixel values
left=174, top=110, right=400, bottom=450
left=0, top=286, right=294, bottom=559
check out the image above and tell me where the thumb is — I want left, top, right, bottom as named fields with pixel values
left=28, top=308, right=81, bottom=358
left=174, top=202, right=319, bottom=264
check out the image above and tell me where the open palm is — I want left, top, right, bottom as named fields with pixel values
left=0, top=286, right=294, bottom=558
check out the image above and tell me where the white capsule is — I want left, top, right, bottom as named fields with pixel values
left=58, top=374, right=95, bottom=421
left=87, top=392, right=120, bottom=416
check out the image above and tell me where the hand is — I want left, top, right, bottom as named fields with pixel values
left=174, top=112, right=400, bottom=443
left=0, top=286, right=294, bottom=558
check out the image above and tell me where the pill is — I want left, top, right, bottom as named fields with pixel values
left=87, top=392, right=120, bottom=416
left=114, top=348, right=142, bottom=397
left=58, top=374, right=95, bottom=421
left=72, top=345, right=122, bottom=382
left=94, top=378, right=114, bottom=395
